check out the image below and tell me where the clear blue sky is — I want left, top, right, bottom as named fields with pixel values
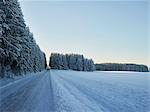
left=19, top=0, right=149, bottom=66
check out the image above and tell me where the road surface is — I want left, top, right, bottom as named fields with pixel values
left=0, top=70, right=55, bottom=112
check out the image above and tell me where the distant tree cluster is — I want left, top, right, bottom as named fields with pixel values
left=49, top=53, right=95, bottom=71
left=95, top=63, right=149, bottom=72
left=0, top=0, right=46, bottom=78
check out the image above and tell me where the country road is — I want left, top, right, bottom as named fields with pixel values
left=0, top=70, right=149, bottom=112
left=0, top=70, right=55, bottom=112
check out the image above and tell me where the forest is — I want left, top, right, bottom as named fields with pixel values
left=0, top=0, right=46, bottom=78
left=49, top=53, right=95, bottom=71
left=95, top=63, right=149, bottom=72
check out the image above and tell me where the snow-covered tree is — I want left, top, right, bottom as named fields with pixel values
left=49, top=53, right=61, bottom=69
left=61, top=54, right=68, bottom=70
left=50, top=53, right=68, bottom=70
left=76, top=55, right=84, bottom=71
left=49, top=53, right=95, bottom=72
left=87, top=59, right=95, bottom=71
left=67, top=54, right=76, bottom=70
left=0, top=0, right=46, bottom=78
left=95, top=63, right=149, bottom=72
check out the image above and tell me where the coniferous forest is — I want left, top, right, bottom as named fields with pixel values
left=0, top=0, right=46, bottom=78
left=49, top=53, right=95, bottom=71
left=95, top=63, right=148, bottom=72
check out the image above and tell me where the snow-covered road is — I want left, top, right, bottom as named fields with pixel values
left=0, top=70, right=150, bottom=112
left=0, top=70, right=55, bottom=112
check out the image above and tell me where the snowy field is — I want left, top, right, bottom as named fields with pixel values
left=0, top=70, right=150, bottom=112
left=51, top=70, right=150, bottom=112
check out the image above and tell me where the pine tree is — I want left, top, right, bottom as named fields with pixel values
left=61, top=54, right=68, bottom=70
left=76, top=55, right=84, bottom=71
left=0, top=0, right=46, bottom=78
left=95, top=63, right=149, bottom=72
left=49, top=53, right=95, bottom=72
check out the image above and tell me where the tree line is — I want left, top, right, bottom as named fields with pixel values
left=0, top=0, right=46, bottom=78
left=95, top=63, right=149, bottom=72
left=49, top=53, right=95, bottom=71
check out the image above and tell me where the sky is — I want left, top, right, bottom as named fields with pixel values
left=19, top=0, right=149, bottom=66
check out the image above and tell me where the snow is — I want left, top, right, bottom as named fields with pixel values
left=0, top=0, right=46, bottom=78
left=51, top=70, right=150, bottom=112
left=0, top=70, right=46, bottom=88
left=51, top=72, right=103, bottom=112
left=0, top=70, right=150, bottom=112
left=0, top=70, right=54, bottom=112
left=49, top=53, right=95, bottom=71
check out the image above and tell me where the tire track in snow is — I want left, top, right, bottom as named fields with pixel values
left=52, top=70, right=150, bottom=112
left=0, top=71, right=45, bottom=112
left=55, top=73, right=112, bottom=112
left=48, top=70, right=55, bottom=112
left=51, top=70, right=104, bottom=112
left=51, top=73, right=93, bottom=112
left=0, top=70, right=55, bottom=112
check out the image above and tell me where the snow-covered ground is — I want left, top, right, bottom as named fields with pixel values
left=0, top=70, right=55, bottom=112
left=0, top=70, right=150, bottom=112
left=51, top=70, right=150, bottom=112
